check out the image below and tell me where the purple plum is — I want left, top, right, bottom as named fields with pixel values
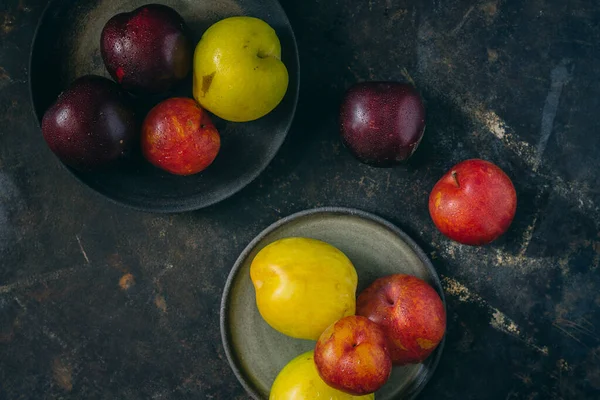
left=41, top=75, right=137, bottom=170
left=340, top=82, right=426, bottom=167
left=101, top=4, right=192, bottom=94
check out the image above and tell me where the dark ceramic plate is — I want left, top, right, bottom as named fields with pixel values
left=221, top=207, right=446, bottom=399
left=29, top=0, right=299, bottom=213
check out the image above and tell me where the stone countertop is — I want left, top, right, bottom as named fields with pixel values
left=1, top=0, right=599, bottom=398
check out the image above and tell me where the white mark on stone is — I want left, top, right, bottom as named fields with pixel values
left=471, top=108, right=537, bottom=168
left=519, top=214, right=539, bottom=257
left=451, top=5, right=475, bottom=35
left=479, top=109, right=506, bottom=139
left=13, top=296, right=26, bottom=311
left=75, top=235, right=90, bottom=264
left=538, top=173, right=599, bottom=222
left=534, top=59, right=571, bottom=171
left=442, top=275, right=481, bottom=302
left=491, top=309, right=521, bottom=335
left=442, top=276, right=549, bottom=355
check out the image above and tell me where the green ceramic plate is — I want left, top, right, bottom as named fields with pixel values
left=220, top=207, right=446, bottom=399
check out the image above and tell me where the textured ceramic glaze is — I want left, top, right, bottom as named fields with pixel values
left=221, top=207, right=446, bottom=400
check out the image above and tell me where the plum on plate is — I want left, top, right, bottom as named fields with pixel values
left=101, top=4, right=192, bottom=94
left=141, top=97, right=221, bottom=176
left=357, top=274, right=446, bottom=365
left=41, top=75, right=137, bottom=171
left=340, top=82, right=426, bottom=167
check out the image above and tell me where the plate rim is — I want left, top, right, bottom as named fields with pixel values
left=220, top=206, right=446, bottom=400
left=27, top=0, right=301, bottom=214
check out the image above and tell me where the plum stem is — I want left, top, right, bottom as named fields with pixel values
left=451, top=171, right=460, bottom=188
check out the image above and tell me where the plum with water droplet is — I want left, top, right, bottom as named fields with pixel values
left=41, top=75, right=137, bottom=170
left=100, top=4, right=192, bottom=94
left=339, top=82, right=426, bottom=167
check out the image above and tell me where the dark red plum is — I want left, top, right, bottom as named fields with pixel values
left=100, top=4, right=192, bottom=94
left=340, top=82, right=426, bottom=167
left=41, top=75, right=137, bottom=171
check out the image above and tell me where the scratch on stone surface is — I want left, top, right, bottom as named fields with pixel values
left=534, top=59, right=571, bottom=171
left=0, top=267, right=77, bottom=295
left=386, top=171, right=391, bottom=191
left=519, top=214, right=539, bottom=257
left=347, top=65, right=361, bottom=81
left=553, top=321, right=588, bottom=348
left=400, top=67, right=416, bottom=86
left=13, top=296, right=26, bottom=311
left=450, top=5, right=475, bottom=35
left=75, top=235, right=90, bottom=264
left=442, top=276, right=549, bottom=355
left=553, top=317, right=598, bottom=348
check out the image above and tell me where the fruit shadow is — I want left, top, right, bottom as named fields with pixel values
left=254, top=0, right=357, bottom=180
left=237, top=0, right=428, bottom=199
left=403, top=88, right=572, bottom=260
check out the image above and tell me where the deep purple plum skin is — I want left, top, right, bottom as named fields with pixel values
left=100, top=4, right=192, bottom=94
left=340, top=82, right=426, bottom=167
left=41, top=75, right=138, bottom=171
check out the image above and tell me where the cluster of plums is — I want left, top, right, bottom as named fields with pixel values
left=41, top=3, right=516, bottom=244
left=41, top=4, right=197, bottom=172
left=339, top=82, right=517, bottom=246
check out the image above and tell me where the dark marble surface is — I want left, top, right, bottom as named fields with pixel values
left=1, top=0, right=599, bottom=398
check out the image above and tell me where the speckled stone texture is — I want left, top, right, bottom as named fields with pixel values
left=1, top=0, right=599, bottom=399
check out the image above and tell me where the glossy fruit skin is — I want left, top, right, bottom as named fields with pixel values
left=314, top=315, right=392, bottom=396
left=192, top=16, right=289, bottom=122
left=270, top=351, right=375, bottom=400
left=101, top=4, right=192, bottom=94
left=141, top=98, right=220, bottom=176
left=357, top=274, right=446, bottom=366
left=41, top=75, right=137, bottom=171
left=340, top=82, right=425, bottom=167
left=428, top=159, right=517, bottom=245
left=250, top=237, right=357, bottom=340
